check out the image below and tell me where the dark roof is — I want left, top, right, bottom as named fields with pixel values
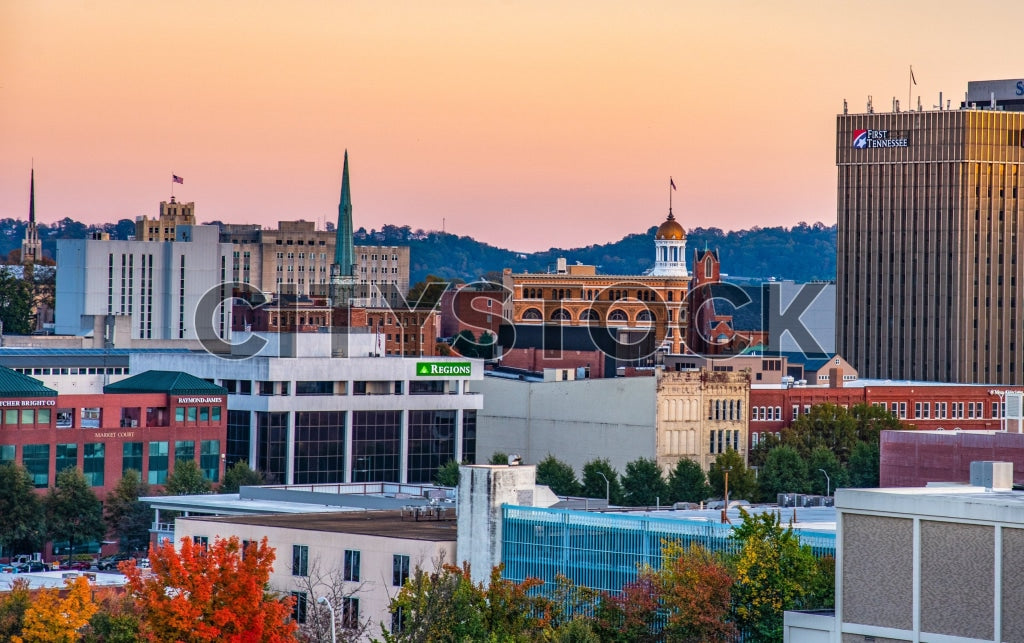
left=773, top=351, right=838, bottom=372
left=0, top=348, right=190, bottom=369
left=103, top=370, right=227, bottom=395
left=180, top=510, right=457, bottom=541
left=0, top=365, right=57, bottom=397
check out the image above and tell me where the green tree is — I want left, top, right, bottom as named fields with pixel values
left=381, top=562, right=553, bottom=642
left=489, top=452, right=510, bottom=465
left=104, top=469, right=152, bottom=555
left=758, top=445, right=810, bottom=498
left=0, top=578, right=31, bottom=641
left=730, top=509, right=821, bottom=642
left=407, top=275, right=451, bottom=310
left=748, top=432, right=781, bottom=469
left=658, top=542, right=737, bottom=642
left=0, top=269, right=32, bottom=335
left=433, top=459, right=462, bottom=487
left=807, top=447, right=849, bottom=496
left=666, top=458, right=711, bottom=504
left=163, top=460, right=212, bottom=495
left=621, top=458, right=669, bottom=507
left=536, top=455, right=581, bottom=497
left=708, top=449, right=758, bottom=502
left=847, top=441, right=880, bottom=488
left=45, top=468, right=105, bottom=566
left=0, top=463, right=45, bottom=556
left=850, top=402, right=902, bottom=444
left=581, top=459, right=624, bottom=505
left=218, top=459, right=264, bottom=494
left=783, top=403, right=859, bottom=462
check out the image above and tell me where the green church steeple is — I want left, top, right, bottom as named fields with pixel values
left=334, top=150, right=355, bottom=276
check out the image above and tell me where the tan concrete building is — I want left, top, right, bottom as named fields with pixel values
left=221, top=220, right=409, bottom=305
left=656, top=369, right=749, bottom=472
left=837, top=86, right=1024, bottom=384
left=134, top=197, right=196, bottom=241
left=475, top=367, right=749, bottom=475
left=176, top=511, right=456, bottom=642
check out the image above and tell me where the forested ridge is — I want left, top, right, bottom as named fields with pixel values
left=0, top=218, right=837, bottom=284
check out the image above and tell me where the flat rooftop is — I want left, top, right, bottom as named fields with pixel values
left=180, top=510, right=457, bottom=541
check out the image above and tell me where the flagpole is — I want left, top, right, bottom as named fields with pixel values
left=171, top=174, right=175, bottom=199
left=908, top=66, right=911, bottom=110
left=669, top=177, right=673, bottom=214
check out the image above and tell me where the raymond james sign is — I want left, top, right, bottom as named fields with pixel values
left=415, top=361, right=472, bottom=377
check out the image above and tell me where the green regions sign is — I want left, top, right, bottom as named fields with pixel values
left=416, top=361, right=472, bottom=377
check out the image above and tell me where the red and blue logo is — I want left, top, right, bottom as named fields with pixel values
left=852, top=129, right=868, bottom=148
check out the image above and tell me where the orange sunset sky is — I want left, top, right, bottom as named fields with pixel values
left=2, top=0, right=1024, bottom=252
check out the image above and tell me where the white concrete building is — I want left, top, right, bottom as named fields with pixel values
left=56, top=225, right=233, bottom=341
left=131, top=332, right=483, bottom=485
left=476, top=368, right=749, bottom=474
left=175, top=510, right=455, bottom=642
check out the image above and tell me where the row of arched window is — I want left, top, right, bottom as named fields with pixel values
left=521, top=308, right=656, bottom=323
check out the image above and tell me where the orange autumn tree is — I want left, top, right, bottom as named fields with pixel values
left=122, top=535, right=297, bottom=643
left=13, top=575, right=98, bottom=643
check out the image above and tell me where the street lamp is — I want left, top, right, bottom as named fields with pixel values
left=721, top=466, right=733, bottom=524
left=317, top=596, right=337, bottom=643
left=818, top=468, right=831, bottom=497
left=596, top=471, right=610, bottom=506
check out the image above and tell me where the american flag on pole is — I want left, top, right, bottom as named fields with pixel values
left=172, top=175, right=184, bottom=184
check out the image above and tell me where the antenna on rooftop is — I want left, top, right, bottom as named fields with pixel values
left=867, top=95, right=874, bottom=114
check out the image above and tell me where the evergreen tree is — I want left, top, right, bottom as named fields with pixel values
left=621, top=458, right=669, bottom=507
left=847, top=441, right=880, bottom=488
left=535, top=455, right=581, bottom=497
left=489, top=452, right=510, bottom=465
left=666, top=458, right=711, bottom=504
left=0, top=463, right=44, bottom=556
left=163, top=460, right=212, bottom=495
left=708, top=449, right=758, bottom=502
left=104, top=469, right=152, bottom=555
left=433, top=460, right=462, bottom=487
left=806, top=447, right=849, bottom=496
left=581, top=459, right=624, bottom=505
left=758, top=446, right=810, bottom=499
left=218, top=459, right=265, bottom=494
left=45, top=468, right=105, bottom=565
left=0, top=270, right=32, bottom=335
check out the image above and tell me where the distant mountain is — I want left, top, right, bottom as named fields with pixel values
left=356, top=222, right=837, bottom=285
left=0, top=218, right=837, bottom=286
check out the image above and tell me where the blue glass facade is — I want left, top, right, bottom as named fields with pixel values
left=502, top=505, right=835, bottom=594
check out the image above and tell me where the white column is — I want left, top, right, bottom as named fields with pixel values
left=343, top=410, right=353, bottom=483
left=247, top=410, right=257, bottom=466
left=399, top=409, right=409, bottom=484
left=454, top=408, right=464, bottom=463
left=285, top=410, right=294, bottom=485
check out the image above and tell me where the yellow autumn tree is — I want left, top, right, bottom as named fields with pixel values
left=12, top=575, right=98, bottom=643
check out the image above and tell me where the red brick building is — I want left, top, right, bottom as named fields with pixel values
left=439, top=285, right=505, bottom=340
left=749, top=381, right=1024, bottom=448
left=233, top=298, right=439, bottom=357
left=0, top=367, right=227, bottom=499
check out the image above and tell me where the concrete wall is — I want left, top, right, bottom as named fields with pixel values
left=475, top=376, right=657, bottom=473
left=175, top=516, right=454, bottom=642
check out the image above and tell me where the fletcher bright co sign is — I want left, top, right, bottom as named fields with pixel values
left=416, top=361, right=472, bottom=377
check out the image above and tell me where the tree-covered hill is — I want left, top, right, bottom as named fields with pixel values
left=0, top=218, right=837, bottom=285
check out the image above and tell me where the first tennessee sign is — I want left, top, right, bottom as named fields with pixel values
left=852, top=128, right=908, bottom=149
left=415, top=361, right=472, bottom=377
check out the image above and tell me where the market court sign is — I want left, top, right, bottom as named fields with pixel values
left=415, top=361, right=472, bottom=377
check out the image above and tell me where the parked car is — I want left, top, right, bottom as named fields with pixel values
left=60, top=560, right=92, bottom=571
left=15, top=562, right=47, bottom=573
left=97, top=553, right=130, bottom=571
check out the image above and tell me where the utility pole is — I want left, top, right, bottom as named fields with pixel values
left=721, top=467, right=732, bottom=524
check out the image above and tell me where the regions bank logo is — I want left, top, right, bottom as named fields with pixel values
left=852, top=129, right=868, bottom=149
